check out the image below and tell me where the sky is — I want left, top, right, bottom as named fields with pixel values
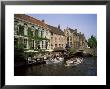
left=27, top=14, right=97, bottom=40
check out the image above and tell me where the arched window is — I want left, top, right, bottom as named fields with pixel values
left=14, top=21, right=19, bottom=35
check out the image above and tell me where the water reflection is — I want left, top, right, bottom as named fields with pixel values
left=15, top=57, right=97, bottom=76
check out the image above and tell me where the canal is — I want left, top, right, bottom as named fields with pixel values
left=14, top=57, right=97, bottom=76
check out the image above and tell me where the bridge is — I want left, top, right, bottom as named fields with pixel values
left=75, top=48, right=97, bottom=56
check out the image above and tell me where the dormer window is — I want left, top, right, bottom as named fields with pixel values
left=14, top=20, right=18, bottom=23
left=24, top=23, right=27, bottom=25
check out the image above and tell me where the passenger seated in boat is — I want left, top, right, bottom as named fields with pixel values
left=33, top=55, right=36, bottom=60
left=28, top=55, right=32, bottom=64
left=57, top=57, right=60, bottom=61
left=43, top=55, right=47, bottom=60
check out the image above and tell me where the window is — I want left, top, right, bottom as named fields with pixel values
left=32, top=25, right=34, bottom=27
left=38, top=29, right=41, bottom=37
left=59, top=38, right=60, bottom=41
left=33, top=31, right=34, bottom=37
left=41, top=31, right=43, bottom=38
left=14, top=21, right=19, bottom=35
left=67, top=42, right=69, bottom=45
left=62, top=38, right=63, bottom=42
left=14, top=24, right=19, bottom=35
left=42, top=30, right=44, bottom=38
left=51, top=37, right=53, bottom=39
left=59, top=44, right=61, bottom=47
left=31, top=26, right=35, bottom=37
left=32, top=40, right=34, bottom=49
left=67, top=37, right=69, bottom=41
left=37, top=41, right=40, bottom=49
left=46, top=31, right=48, bottom=35
left=42, top=41, right=44, bottom=48
left=24, top=39, right=27, bottom=48
left=14, top=20, right=18, bottom=23
left=55, top=37, right=57, bottom=42
left=24, top=23, right=27, bottom=25
left=24, top=26, right=28, bottom=36
left=35, top=29, right=38, bottom=36
left=51, top=32, right=53, bottom=35
left=70, top=37, right=72, bottom=41
left=45, top=41, right=48, bottom=49
left=14, top=38, right=18, bottom=48
left=18, top=25, right=24, bottom=36
left=70, top=42, right=72, bottom=46
left=55, top=44, right=57, bottom=47
left=51, top=44, right=53, bottom=49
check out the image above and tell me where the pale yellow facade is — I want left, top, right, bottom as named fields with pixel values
left=50, top=33, right=66, bottom=49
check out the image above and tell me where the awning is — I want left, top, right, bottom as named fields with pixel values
left=45, top=49, right=53, bottom=52
left=24, top=50, right=38, bottom=52
left=53, top=47, right=66, bottom=52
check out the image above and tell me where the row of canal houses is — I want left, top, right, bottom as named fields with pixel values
left=14, top=14, right=87, bottom=52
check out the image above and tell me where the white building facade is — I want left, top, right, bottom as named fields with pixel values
left=14, top=14, right=51, bottom=51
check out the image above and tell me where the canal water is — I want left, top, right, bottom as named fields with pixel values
left=14, top=57, right=97, bottom=76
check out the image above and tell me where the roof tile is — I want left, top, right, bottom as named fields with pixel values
left=14, top=14, right=48, bottom=29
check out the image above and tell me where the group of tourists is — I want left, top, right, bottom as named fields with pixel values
left=26, top=52, right=64, bottom=64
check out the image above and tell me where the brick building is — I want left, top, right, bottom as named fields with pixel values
left=47, top=25, right=66, bottom=50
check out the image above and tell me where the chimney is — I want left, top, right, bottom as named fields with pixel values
left=42, top=19, right=45, bottom=23
left=75, top=29, right=77, bottom=32
left=58, top=24, right=60, bottom=29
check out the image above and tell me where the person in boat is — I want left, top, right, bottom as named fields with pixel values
left=33, top=55, right=36, bottom=60
left=28, top=55, right=32, bottom=64
left=43, top=55, right=47, bottom=60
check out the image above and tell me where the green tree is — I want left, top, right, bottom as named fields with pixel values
left=87, top=35, right=97, bottom=48
left=18, top=25, right=24, bottom=36
left=68, top=48, right=76, bottom=54
left=14, top=46, right=26, bottom=64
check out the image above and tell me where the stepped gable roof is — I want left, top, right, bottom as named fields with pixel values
left=14, top=14, right=48, bottom=29
left=67, top=27, right=78, bottom=35
left=47, top=25, right=64, bottom=36
left=68, top=28, right=75, bottom=33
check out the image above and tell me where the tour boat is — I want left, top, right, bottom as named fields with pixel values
left=52, top=58, right=61, bottom=63
left=45, top=57, right=64, bottom=64
left=45, top=60, right=53, bottom=64
left=58, top=57, right=64, bottom=61
left=65, top=57, right=84, bottom=66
